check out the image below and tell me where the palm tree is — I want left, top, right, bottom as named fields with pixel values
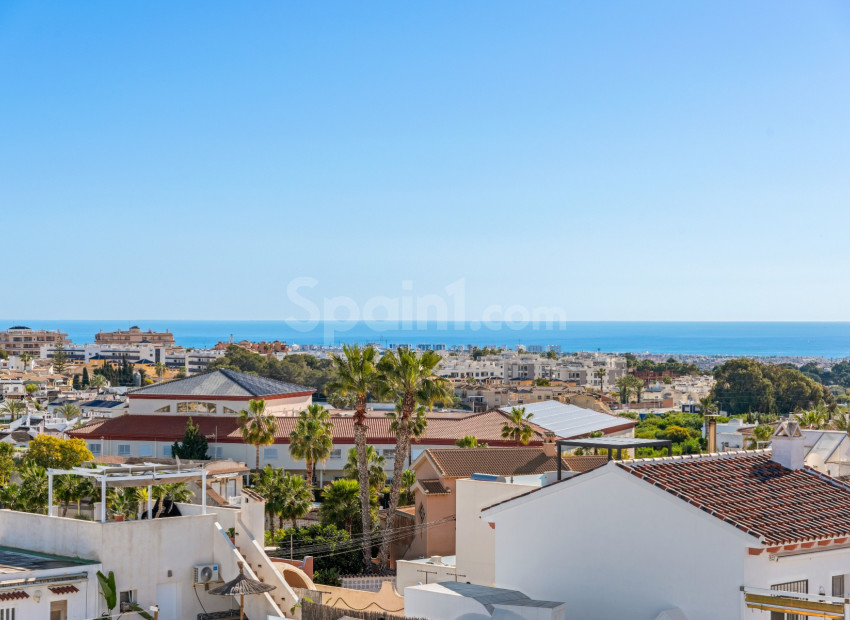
left=88, top=374, right=108, bottom=390
left=278, top=472, right=314, bottom=529
left=153, top=483, right=193, bottom=519
left=794, top=406, right=828, bottom=429
left=699, top=397, right=718, bottom=416
left=594, top=368, right=607, bottom=392
left=154, top=362, right=166, bottom=379
left=831, top=408, right=850, bottom=434
left=374, top=348, right=452, bottom=571
left=399, top=469, right=416, bottom=506
left=501, top=407, right=535, bottom=445
left=18, top=464, right=48, bottom=514
left=238, top=399, right=277, bottom=474
left=54, top=474, right=87, bottom=517
left=19, top=353, right=33, bottom=371
left=747, top=424, right=774, bottom=450
left=254, top=465, right=286, bottom=530
left=456, top=435, right=486, bottom=448
left=343, top=446, right=387, bottom=493
left=328, top=344, right=379, bottom=572
left=319, top=479, right=362, bottom=535
left=0, top=399, right=26, bottom=421
left=278, top=472, right=314, bottom=558
left=289, top=404, right=333, bottom=486
left=55, top=403, right=81, bottom=420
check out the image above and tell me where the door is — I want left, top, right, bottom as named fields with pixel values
left=50, top=600, right=67, bottom=620
left=156, top=583, right=180, bottom=620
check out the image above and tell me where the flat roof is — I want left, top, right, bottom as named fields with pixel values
left=0, top=547, right=97, bottom=575
left=500, top=401, right=634, bottom=438
left=557, top=437, right=672, bottom=448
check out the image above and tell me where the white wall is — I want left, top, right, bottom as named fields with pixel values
left=0, top=509, right=248, bottom=620
left=487, top=466, right=753, bottom=620
left=0, top=562, right=101, bottom=620
left=455, top=478, right=538, bottom=587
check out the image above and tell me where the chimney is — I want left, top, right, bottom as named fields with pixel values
left=705, top=415, right=719, bottom=453
left=542, top=431, right=557, bottom=457
left=771, top=420, right=805, bottom=470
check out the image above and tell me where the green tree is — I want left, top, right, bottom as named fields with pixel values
left=0, top=443, right=15, bottom=486
left=88, top=374, right=108, bottom=390
left=711, top=359, right=833, bottom=416
left=171, top=417, right=210, bottom=459
left=278, top=472, right=314, bottom=530
left=328, top=344, right=380, bottom=572
left=154, top=362, right=166, bottom=378
left=747, top=424, right=774, bottom=449
left=455, top=435, right=486, bottom=448
left=54, top=474, right=89, bottom=517
left=0, top=399, right=26, bottom=421
left=19, top=353, right=33, bottom=370
left=399, top=469, right=416, bottom=506
left=501, top=407, right=535, bottom=445
left=81, top=366, right=90, bottom=387
left=289, top=404, right=334, bottom=486
left=55, top=403, right=81, bottom=419
left=238, top=398, right=277, bottom=473
left=594, top=368, right=607, bottom=392
left=152, top=482, right=193, bottom=519
left=616, top=375, right=643, bottom=404
left=24, top=436, right=93, bottom=469
left=52, top=342, right=68, bottom=374
left=374, top=349, right=452, bottom=571
left=319, top=479, right=371, bottom=535
left=343, top=446, right=386, bottom=493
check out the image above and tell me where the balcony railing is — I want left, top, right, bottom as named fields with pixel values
left=742, top=586, right=849, bottom=619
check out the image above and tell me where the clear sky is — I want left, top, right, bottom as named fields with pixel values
left=1, top=2, right=849, bottom=321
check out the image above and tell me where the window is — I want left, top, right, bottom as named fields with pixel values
left=263, top=448, right=278, bottom=460
left=177, top=402, right=217, bottom=413
left=162, top=445, right=173, bottom=457
left=223, top=406, right=237, bottom=414
left=89, top=443, right=102, bottom=455
left=0, top=608, right=15, bottom=620
left=154, top=405, right=171, bottom=413
left=329, top=449, right=342, bottom=459
left=833, top=575, right=845, bottom=597
left=383, top=449, right=395, bottom=459
left=118, top=444, right=131, bottom=456
left=119, top=590, right=137, bottom=607
left=770, top=580, right=808, bottom=620
left=138, top=445, right=152, bottom=457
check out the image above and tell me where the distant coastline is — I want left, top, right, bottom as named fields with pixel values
left=2, top=320, right=850, bottom=359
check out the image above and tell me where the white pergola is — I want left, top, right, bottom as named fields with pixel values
left=46, top=463, right=208, bottom=523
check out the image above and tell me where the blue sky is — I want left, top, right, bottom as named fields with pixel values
left=1, top=1, right=849, bottom=321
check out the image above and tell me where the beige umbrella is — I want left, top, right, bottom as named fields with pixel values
left=208, top=562, right=276, bottom=620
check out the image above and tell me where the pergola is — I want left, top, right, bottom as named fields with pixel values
left=556, top=437, right=673, bottom=481
left=46, top=463, right=208, bottom=523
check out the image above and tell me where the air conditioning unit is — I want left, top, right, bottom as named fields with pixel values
left=193, top=564, right=220, bottom=584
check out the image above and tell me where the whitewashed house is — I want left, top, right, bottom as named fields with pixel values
left=476, top=421, right=850, bottom=620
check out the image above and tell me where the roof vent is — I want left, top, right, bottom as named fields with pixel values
left=771, top=420, right=805, bottom=470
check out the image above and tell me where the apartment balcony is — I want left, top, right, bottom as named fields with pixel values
left=742, top=586, right=848, bottom=618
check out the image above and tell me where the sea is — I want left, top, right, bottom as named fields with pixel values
left=2, top=320, right=850, bottom=358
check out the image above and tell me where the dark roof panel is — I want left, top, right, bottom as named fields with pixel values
left=128, top=369, right=314, bottom=398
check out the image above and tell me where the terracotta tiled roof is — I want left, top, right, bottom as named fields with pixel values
left=618, top=451, right=850, bottom=545
left=417, top=479, right=451, bottom=494
left=562, top=455, right=610, bottom=473
left=69, top=410, right=549, bottom=446
left=0, top=591, right=28, bottom=601
left=48, top=585, right=79, bottom=595
left=425, top=447, right=561, bottom=478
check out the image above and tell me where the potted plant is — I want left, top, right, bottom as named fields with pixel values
left=226, top=527, right=237, bottom=545
left=108, top=489, right=132, bottom=522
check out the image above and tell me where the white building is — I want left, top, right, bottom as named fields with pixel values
left=0, top=463, right=312, bottom=620
left=476, top=421, right=850, bottom=620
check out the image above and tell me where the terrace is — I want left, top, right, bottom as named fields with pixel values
left=46, top=462, right=209, bottom=522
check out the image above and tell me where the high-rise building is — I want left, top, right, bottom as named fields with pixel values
left=94, top=326, right=175, bottom=346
